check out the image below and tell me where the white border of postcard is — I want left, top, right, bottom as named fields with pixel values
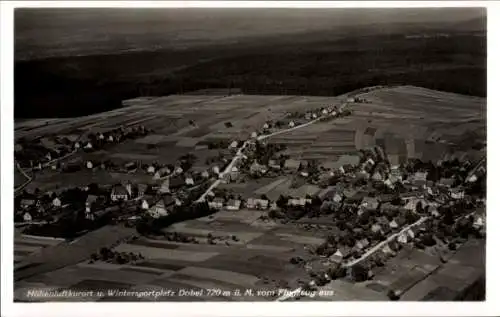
left=1, top=1, right=498, bottom=317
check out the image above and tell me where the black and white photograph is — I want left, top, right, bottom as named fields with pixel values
left=1, top=1, right=496, bottom=316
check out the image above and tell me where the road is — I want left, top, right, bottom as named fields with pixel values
left=14, top=162, right=33, bottom=194
left=196, top=107, right=346, bottom=203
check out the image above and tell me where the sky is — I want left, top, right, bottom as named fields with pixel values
left=15, top=8, right=485, bottom=60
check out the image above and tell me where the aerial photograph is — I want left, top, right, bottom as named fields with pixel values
left=13, top=7, right=486, bottom=302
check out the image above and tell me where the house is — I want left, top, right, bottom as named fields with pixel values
left=74, top=142, right=81, bottom=150
left=322, top=109, right=328, bottom=115
left=185, top=176, right=195, bottom=186
left=229, top=141, right=239, bottom=149
left=411, top=171, right=428, bottom=186
left=250, top=161, right=267, bottom=175
left=201, top=170, right=210, bottom=178
left=246, top=198, right=269, bottom=210
left=300, top=171, right=309, bottom=177
left=355, top=239, right=370, bottom=251
left=208, top=197, right=225, bottom=210
left=158, top=166, right=171, bottom=176
left=20, top=198, right=37, bottom=209
left=85, top=142, right=93, bottom=150
left=86, top=161, right=94, bottom=169
left=148, top=195, right=175, bottom=218
left=450, top=188, right=465, bottom=200
left=108, top=135, right=114, bottom=142
left=52, top=197, right=61, bottom=208
left=147, top=165, right=156, bottom=174
left=429, top=205, right=440, bottom=217
left=23, top=212, right=33, bottom=222
left=251, top=132, right=258, bottom=138
left=359, top=197, right=379, bottom=212
left=174, top=166, right=184, bottom=175
left=312, top=113, right=318, bottom=119
left=371, top=223, right=382, bottom=233
left=389, top=219, right=399, bottom=230
left=372, top=171, right=383, bottom=182
left=473, top=214, right=485, bottom=229
left=366, top=158, right=375, bottom=167
left=404, top=198, right=428, bottom=212
left=111, top=184, right=130, bottom=201
left=45, top=152, right=52, bottom=161
left=318, top=186, right=343, bottom=201
left=159, top=178, right=171, bottom=194
left=289, top=121, right=295, bottom=128
left=212, top=165, right=220, bottom=175
left=397, top=232, right=410, bottom=244
left=153, top=171, right=161, bottom=180
left=287, top=198, right=312, bottom=207
left=329, top=246, right=351, bottom=263
left=268, top=159, right=281, bottom=170
left=263, top=123, right=270, bottom=130
left=226, top=199, right=241, bottom=211
left=141, top=199, right=149, bottom=210
left=137, top=184, right=148, bottom=197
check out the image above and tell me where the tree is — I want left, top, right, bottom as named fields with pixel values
left=225, top=122, right=233, bottom=128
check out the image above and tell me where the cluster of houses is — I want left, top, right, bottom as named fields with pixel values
left=16, top=125, right=151, bottom=172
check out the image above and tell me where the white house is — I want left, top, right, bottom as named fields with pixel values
left=108, top=135, right=114, bottom=142
left=226, top=199, right=241, bottom=211
left=397, top=232, right=409, bottom=244
left=147, top=165, right=156, bottom=174
left=141, top=199, right=149, bottom=210
left=86, top=161, right=93, bottom=169
left=212, top=166, right=220, bottom=175
left=300, top=171, right=309, bottom=177
left=450, top=188, right=465, bottom=200
left=229, top=141, right=239, bottom=149
left=111, top=184, right=129, bottom=201
left=263, top=123, right=269, bottom=130
left=74, top=142, right=81, bottom=149
left=208, top=198, right=225, bottom=210
left=246, top=198, right=269, bottom=210
left=312, top=113, right=318, bottom=119
left=201, top=170, right=210, bottom=178
left=153, top=171, right=161, bottom=180
left=85, top=142, right=93, bottom=149
left=174, top=166, right=183, bottom=175
left=372, top=171, right=383, bottom=181
left=23, top=212, right=33, bottom=222
left=251, top=132, right=258, bottom=138
left=389, top=219, right=399, bottom=230
left=289, top=121, right=295, bottom=128
left=322, top=109, right=328, bottom=115
left=185, top=176, right=194, bottom=186
left=52, top=197, right=61, bottom=208
left=148, top=196, right=175, bottom=218
left=45, top=152, right=52, bottom=161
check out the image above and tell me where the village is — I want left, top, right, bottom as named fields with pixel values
left=13, top=87, right=486, bottom=301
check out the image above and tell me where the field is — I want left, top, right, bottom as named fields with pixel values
left=267, top=86, right=485, bottom=165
